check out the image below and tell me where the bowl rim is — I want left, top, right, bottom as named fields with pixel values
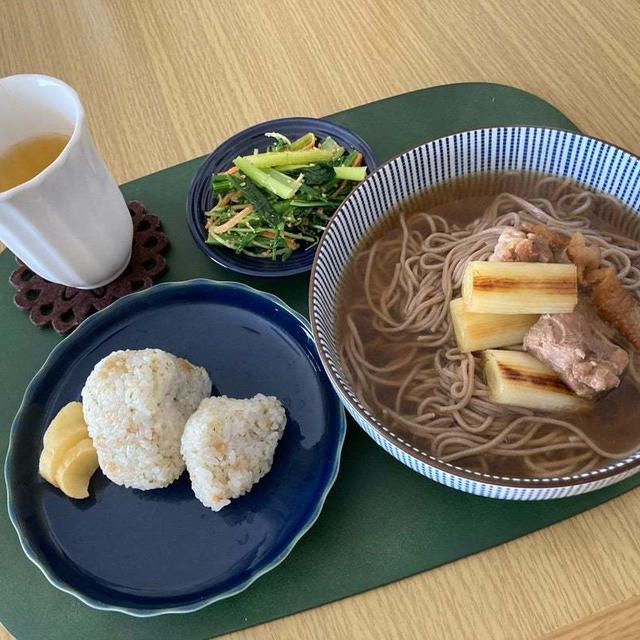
left=309, top=124, right=640, bottom=490
left=185, top=116, right=378, bottom=278
left=5, top=278, right=347, bottom=616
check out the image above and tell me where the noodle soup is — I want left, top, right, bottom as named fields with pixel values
left=337, top=172, right=640, bottom=477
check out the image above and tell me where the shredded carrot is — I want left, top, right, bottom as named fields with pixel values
left=259, top=231, right=298, bottom=250
left=210, top=205, right=253, bottom=234
left=215, top=190, right=241, bottom=208
left=222, top=166, right=239, bottom=175
left=301, top=140, right=315, bottom=151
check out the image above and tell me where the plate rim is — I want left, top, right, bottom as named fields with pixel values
left=4, top=278, right=347, bottom=616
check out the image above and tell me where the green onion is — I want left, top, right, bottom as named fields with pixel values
left=233, top=156, right=297, bottom=199
left=289, top=132, right=315, bottom=151
left=319, top=135, right=344, bottom=159
left=211, top=173, right=234, bottom=194
left=241, top=149, right=333, bottom=168
left=277, top=164, right=309, bottom=172
left=290, top=200, right=333, bottom=208
left=341, top=150, right=358, bottom=166
left=334, top=166, right=366, bottom=181
left=263, top=168, right=303, bottom=196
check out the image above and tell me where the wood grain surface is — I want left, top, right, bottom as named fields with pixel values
left=2, top=1, right=640, bottom=638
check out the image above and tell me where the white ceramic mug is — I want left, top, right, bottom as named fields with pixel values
left=0, top=74, right=133, bottom=289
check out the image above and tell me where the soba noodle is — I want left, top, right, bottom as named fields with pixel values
left=338, top=175, right=640, bottom=477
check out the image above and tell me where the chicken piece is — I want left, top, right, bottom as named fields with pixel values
left=565, top=232, right=601, bottom=285
left=490, top=227, right=554, bottom=263
left=523, top=312, right=629, bottom=398
left=490, top=228, right=524, bottom=262
left=520, top=223, right=570, bottom=252
left=585, top=267, right=640, bottom=350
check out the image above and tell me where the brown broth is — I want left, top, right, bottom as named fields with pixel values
left=336, top=171, right=640, bottom=474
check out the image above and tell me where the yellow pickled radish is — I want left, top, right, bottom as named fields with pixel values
left=39, top=401, right=98, bottom=499
left=42, top=401, right=86, bottom=448
left=54, top=438, right=99, bottom=499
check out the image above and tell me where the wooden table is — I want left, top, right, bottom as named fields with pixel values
left=2, top=1, right=640, bottom=638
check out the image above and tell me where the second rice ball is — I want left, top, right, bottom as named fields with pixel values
left=181, top=394, right=286, bottom=511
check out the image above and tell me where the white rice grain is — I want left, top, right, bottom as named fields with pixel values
left=82, top=349, right=211, bottom=490
left=181, top=394, right=286, bottom=511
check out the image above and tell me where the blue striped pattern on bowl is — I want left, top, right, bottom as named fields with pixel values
left=310, top=126, right=640, bottom=500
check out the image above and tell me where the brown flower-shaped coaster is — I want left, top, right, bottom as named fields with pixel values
left=9, top=201, right=169, bottom=334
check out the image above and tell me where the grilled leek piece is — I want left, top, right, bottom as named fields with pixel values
left=462, top=261, right=577, bottom=314
left=450, top=298, right=539, bottom=352
left=484, top=349, right=591, bottom=413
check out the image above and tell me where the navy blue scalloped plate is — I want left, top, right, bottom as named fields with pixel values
left=186, top=117, right=377, bottom=277
left=5, top=280, right=346, bottom=616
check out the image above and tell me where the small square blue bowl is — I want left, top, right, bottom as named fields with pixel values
left=186, top=117, right=377, bottom=277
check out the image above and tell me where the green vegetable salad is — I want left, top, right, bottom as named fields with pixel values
left=205, top=131, right=367, bottom=260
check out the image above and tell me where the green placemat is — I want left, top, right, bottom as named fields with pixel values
left=2, top=83, right=639, bottom=640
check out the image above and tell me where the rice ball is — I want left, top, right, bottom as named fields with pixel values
left=181, top=394, right=286, bottom=511
left=82, top=348, right=211, bottom=490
